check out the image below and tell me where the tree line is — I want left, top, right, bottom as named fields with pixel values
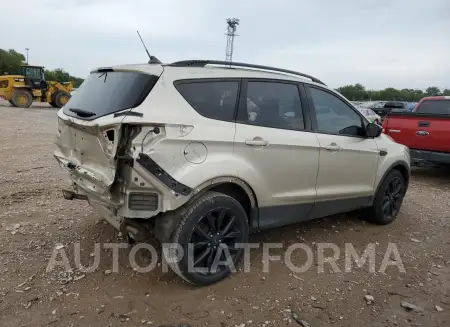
left=335, top=83, right=450, bottom=102
left=0, top=49, right=84, bottom=87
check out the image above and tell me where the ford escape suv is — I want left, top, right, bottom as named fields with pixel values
left=54, top=59, right=410, bottom=285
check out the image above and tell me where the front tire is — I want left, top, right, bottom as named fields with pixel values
left=165, top=192, right=249, bottom=286
left=364, top=170, right=406, bottom=225
left=53, top=91, right=71, bottom=108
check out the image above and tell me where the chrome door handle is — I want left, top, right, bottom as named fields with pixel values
left=245, top=139, right=268, bottom=146
left=324, top=142, right=341, bottom=151
left=416, top=131, right=429, bottom=136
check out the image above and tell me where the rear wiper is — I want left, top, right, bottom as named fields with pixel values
left=98, top=72, right=108, bottom=83
left=114, top=110, right=143, bottom=118
left=69, top=108, right=96, bottom=117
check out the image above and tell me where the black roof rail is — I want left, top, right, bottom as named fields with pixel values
left=167, top=60, right=326, bottom=86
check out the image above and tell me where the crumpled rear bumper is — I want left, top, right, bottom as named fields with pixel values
left=60, top=182, right=123, bottom=230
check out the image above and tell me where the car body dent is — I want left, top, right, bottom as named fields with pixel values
left=54, top=114, right=122, bottom=197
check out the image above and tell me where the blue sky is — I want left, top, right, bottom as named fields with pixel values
left=2, top=0, right=449, bottom=89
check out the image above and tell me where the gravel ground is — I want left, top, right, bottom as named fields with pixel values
left=0, top=102, right=449, bottom=327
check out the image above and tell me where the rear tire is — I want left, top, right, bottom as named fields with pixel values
left=11, top=89, right=33, bottom=108
left=164, top=192, right=249, bottom=286
left=53, top=91, right=71, bottom=108
left=49, top=101, right=58, bottom=108
left=364, top=170, right=406, bottom=225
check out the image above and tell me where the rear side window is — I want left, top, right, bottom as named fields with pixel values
left=175, top=81, right=239, bottom=121
left=63, top=71, right=159, bottom=120
left=237, top=81, right=305, bottom=130
left=415, top=100, right=450, bottom=114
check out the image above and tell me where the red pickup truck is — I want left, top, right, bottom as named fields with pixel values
left=382, top=96, right=450, bottom=166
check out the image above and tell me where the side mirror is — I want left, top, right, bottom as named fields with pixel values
left=366, top=123, right=382, bottom=138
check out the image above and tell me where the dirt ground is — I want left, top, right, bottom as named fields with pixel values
left=0, top=101, right=449, bottom=327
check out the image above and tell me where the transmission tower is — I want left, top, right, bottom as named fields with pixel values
left=225, top=18, right=239, bottom=63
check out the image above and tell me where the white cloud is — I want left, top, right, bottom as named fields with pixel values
left=1, top=0, right=449, bottom=89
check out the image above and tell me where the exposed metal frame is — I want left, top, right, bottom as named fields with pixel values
left=167, top=60, right=326, bottom=86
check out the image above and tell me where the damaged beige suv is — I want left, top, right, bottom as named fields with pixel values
left=54, top=60, right=410, bottom=285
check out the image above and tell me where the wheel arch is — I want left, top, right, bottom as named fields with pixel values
left=191, top=176, right=259, bottom=227
left=153, top=176, right=259, bottom=243
left=375, top=160, right=410, bottom=197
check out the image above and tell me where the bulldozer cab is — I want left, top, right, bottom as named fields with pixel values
left=21, top=65, right=46, bottom=90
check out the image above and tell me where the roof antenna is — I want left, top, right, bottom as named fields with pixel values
left=137, top=30, right=161, bottom=64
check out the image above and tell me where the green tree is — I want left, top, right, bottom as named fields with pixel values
left=335, top=84, right=368, bottom=101
left=45, top=68, right=84, bottom=87
left=336, top=84, right=442, bottom=102
left=425, top=86, right=441, bottom=97
left=0, top=49, right=26, bottom=75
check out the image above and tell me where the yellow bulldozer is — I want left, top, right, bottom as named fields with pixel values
left=0, top=65, right=72, bottom=108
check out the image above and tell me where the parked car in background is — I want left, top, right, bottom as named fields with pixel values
left=356, top=107, right=381, bottom=124
left=407, top=102, right=417, bottom=111
left=382, top=96, right=450, bottom=167
left=365, top=101, right=387, bottom=110
left=351, top=101, right=364, bottom=107
left=372, top=101, right=408, bottom=118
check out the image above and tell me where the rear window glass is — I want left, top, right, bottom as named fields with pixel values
left=175, top=80, right=239, bottom=121
left=63, top=71, right=159, bottom=120
left=415, top=100, right=450, bottom=114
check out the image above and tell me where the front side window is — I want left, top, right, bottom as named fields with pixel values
left=175, top=81, right=239, bottom=121
left=308, top=87, right=365, bottom=136
left=238, top=81, right=304, bottom=130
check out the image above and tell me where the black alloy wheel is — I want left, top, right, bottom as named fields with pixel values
left=166, top=192, right=249, bottom=285
left=381, top=176, right=404, bottom=220
left=364, top=169, right=406, bottom=225
left=190, top=207, right=244, bottom=275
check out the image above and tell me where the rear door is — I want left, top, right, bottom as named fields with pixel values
left=233, top=79, right=320, bottom=229
left=305, top=85, right=380, bottom=218
left=413, top=98, right=450, bottom=152
left=383, top=114, right=423, bottom=149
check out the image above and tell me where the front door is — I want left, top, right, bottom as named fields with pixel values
left=234, top=80, right=320, bottom=229
left=305, top=86, right=380, bottom=219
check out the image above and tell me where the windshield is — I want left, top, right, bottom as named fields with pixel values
left=63, top=71, right=159, bottom=120
left=416, top=100, right=450, bottom=114
left=24, top=67, right=42, bottom=80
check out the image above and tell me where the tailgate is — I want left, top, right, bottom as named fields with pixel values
left=54, top=116, right=120, bottom=196
left=384, top=113, right=450, bottom=152
left=53, top=66, right=163, bottom=198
